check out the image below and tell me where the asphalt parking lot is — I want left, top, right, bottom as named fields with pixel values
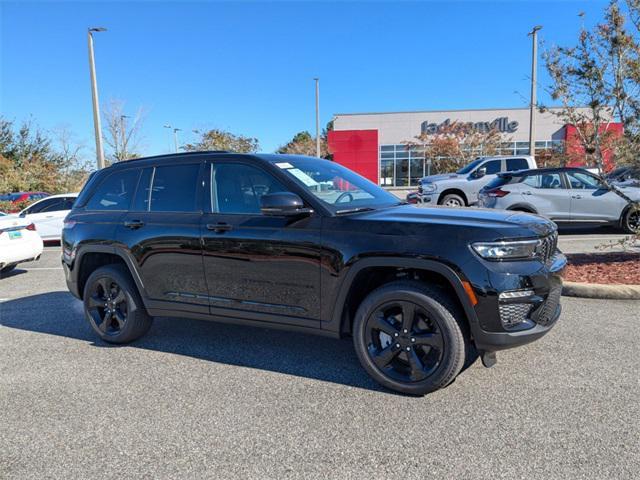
left=1, top=240, right=639, bottom=479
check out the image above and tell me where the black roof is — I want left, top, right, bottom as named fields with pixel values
left=108, top=151, right=324, bottom=168
left=498, top=166, right=599, bottom=177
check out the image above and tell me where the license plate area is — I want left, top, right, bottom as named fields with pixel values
left=8, top=230, right=23, bottom=240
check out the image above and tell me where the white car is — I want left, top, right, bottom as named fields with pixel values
left=0, top=216, right=43, bottom=274
left=16, top=193, right=78, bottom=241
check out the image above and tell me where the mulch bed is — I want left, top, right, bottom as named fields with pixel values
left=563, top=252, right=640, bottom=285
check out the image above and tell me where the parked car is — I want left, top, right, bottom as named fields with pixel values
left=478, top=167, right=640, bottom=233
left=0, top=192, right=50, bottom=211
left=62, top=152, right=565, bottom=395
left=416, top=156, right=538, bottom=207
left=14, top=193, right=78, bottom=241
left=0, top=215, right=43, bottom=275
left=607, top=165, right=640, bottom=187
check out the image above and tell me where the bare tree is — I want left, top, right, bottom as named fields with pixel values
left=102, top=99, right=145, bottom=162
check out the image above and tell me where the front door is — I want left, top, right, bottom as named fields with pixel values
left=565, top=171, right=625, bottom=223
left=520, top=172, right=571, bottom=221
left=116, top=161, right=208, bottom=312
left=201, top=160, right=321, bottom=328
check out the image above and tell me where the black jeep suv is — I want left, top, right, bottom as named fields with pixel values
left=62, top=152, right=565, bottom=395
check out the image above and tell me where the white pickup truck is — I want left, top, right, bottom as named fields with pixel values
left=416, top=155, right=538, bottom=207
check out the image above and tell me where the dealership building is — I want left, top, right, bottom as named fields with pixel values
left=326, top=107, right=618, bottom=190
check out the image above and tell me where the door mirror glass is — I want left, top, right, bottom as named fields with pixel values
left=260, top=192, right=312, bottom=217
left=473, top=167, right=487, bottom=179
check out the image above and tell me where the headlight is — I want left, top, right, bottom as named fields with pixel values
left=471, top=239, right=540, bottom=260
left=421, top=182, right=437, bottom=193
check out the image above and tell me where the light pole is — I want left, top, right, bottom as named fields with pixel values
left=528, top=25, right=542, bottom=157
left=88, top=27, right=107, bottom=169
left=164, top=124, right=181, bottom=153
left=314, top=77, right=320, bottom=158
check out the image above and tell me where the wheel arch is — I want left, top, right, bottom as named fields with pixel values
left=437, top=188, right=468, bottom=206
left=506, top=203, right=538, bottom=214
left=331, top=257, right=479, bottom=337
left=75, top=246, right=146, bottom=302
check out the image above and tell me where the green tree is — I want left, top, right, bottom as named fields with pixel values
left=276, top=121, right=334, bottom=159
left=184, top=128, right=259, bottom=153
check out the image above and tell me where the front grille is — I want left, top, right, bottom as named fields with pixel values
left=538, top=232, right=558, bottom=265
left=499, top=303, right=533, bottom=329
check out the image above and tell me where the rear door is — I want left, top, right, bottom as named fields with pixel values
left=519, top=172, right=571, bottom=221
left=117, top=160, right=208, bottom=313
left=566, top=171, right=625, bottom=223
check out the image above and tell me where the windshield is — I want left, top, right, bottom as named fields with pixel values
left=456, top=158, right=484, bottom=175
left=273, top=157, right=401, bottom=213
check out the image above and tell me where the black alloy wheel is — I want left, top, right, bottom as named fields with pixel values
left=86, top=276, right=128, bottom=336
left=365, top=300, right=444, bottom=383
left=83, top=264, right=153, bottom=344
left=353, top=281, right=467, bottom=395
left=624, top=208, right=640, bottom=233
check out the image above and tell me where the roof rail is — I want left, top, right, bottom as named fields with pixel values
left=119, top=150, right=234, bottom=163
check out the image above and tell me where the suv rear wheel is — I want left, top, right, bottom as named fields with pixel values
left=83, top=264, right=153, bottom=343
left=353, top=281, right=467, bottom=395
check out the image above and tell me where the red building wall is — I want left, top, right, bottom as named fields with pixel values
left=327, top=129, right=379, bottom=183
left=564, top=123, right=623, bottom=172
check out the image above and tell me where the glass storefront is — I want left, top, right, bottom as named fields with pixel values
left=379, top=140, right=563, bottom=187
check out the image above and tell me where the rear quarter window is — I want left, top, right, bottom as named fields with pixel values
left=85, top=169, right=140, bottom=211
left=484, top=176, right=512, bottom=189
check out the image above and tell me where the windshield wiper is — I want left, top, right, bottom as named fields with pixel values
left=335, top=207, right=376, bottom=215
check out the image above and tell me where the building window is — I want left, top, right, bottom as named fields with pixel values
left=379, top=140, right=566, bottom=188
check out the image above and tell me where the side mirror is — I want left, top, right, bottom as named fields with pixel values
left=260, top=192, right=313, bottom=217
left=19, top=210, right=27, bottom=218
left=473, top=167, right=487, bottom=179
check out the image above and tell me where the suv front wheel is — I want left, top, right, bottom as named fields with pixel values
left=353, top=281, right=467, bottom=395
left=83, top=264, right=153, bottom=343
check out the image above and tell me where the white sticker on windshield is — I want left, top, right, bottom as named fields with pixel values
left=275, top=162, right=293, bottom=169
left=287, top=168, right=319, bottom=187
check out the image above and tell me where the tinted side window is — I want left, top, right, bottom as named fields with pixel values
left=62, top=197, right=76, bottom=210
left=212, top=163, right=288, bottom=214
left=566, top=171, right=602, bottom=190
left=39, top=198, right=67, bottom=213
left=523, top=173, right=563, bottom=189
left=484, top=160, right=502, bottom=175
left=149, top=164, right=201, bottom=212
left=26, top=198, right=60, bottom=214
left=86, top=169, right=139, bottom=211
left=506, top=158, right=529, bottom=171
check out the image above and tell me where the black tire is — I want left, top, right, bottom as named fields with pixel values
left=83, top=264, right=153, bottom=344
left=439, top=193, right=465, bottom=207
left=353, top=280, right=467, bottom=395
left=1, top=264, right=17, bottom=274
left=621, top=206, right=640, bottom=234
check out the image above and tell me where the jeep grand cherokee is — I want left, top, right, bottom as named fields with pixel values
left=62, top=152, right=565, bottom=395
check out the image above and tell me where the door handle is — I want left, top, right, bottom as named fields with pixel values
left=124, top=220, right=144, bottom=229
left=207, top=223, right=232, bottom=233
left=572, top=195, right=583, bottom=199
left=522, top=191, right=532, bottom=195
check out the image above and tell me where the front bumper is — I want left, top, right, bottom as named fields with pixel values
left=470, top=253, right=566, bottom=352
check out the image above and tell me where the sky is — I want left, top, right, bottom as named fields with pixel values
left=1, top=0, right=611, bottom=159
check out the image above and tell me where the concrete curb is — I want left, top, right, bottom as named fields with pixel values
left=562, top=281, right=640, bottom=300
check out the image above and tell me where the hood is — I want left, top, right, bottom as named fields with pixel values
left=351, top=204, right=556, bottom=238
left=421, top=173, right=461, bottom=183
